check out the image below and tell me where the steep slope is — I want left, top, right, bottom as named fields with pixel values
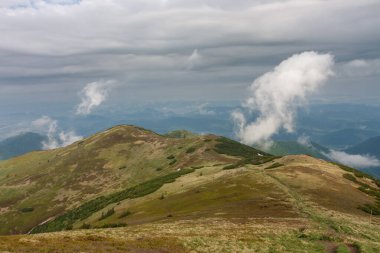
left=0, top=125, right=268, bottom=235
left=0, top=132, right=45, bottom=160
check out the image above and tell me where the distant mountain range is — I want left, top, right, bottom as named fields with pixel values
left=0, top=132, right=45, bottom=160
left=263, top=141, right=330, bottom=160
left=345, top=136, right=380, bottom=159
left=343, top=136, right=380, bottom=179
left=313, top=128, right=379, bottom=150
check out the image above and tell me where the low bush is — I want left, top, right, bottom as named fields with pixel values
left=252, top=156, right=279, bottom=165
left=20, top=207, right=34, bottom=213
left=99, top=208, right=115, bottom=221
left=358, top=186, right=380, bottom=199
left=223, top=159, right=250, bottom=170
left=334, top=163, right=375, bottom=180
left=343, top=173, right=357, bottom=182
left=265, top=163, right=283, bottom=170
left=98, top=223, right=127, bottom=228
left=119, top=210, right=131, bottom=218
left=186, top=147, right=196, bottom=153
left=358, top=202, right=380, bottom=215
left=80, top=223, right=91, bottom=229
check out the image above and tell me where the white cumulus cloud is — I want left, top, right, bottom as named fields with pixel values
left=232, top=51, right=334, bottom=146
left=32, top=115, right=82, bottom=149
left=76, top=80, right=115, bottom=115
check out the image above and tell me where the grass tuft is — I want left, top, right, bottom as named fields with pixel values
left=336, top=244, right=350, bottom=253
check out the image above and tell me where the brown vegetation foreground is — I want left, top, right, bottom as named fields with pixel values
left=0, top=215, right=379, bottom=253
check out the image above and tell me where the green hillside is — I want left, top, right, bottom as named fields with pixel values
left=0, top=126, right=379, bottom=252
left=0, top=125, right=268, bottom=235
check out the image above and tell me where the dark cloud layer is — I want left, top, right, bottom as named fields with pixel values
left=0, top=0, right=380, bottom=107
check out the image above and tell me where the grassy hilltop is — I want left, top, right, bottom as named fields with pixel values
left=0, top=125, right=379, bottom=252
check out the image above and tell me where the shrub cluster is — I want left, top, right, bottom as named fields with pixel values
left=20, top=207, right=34, bottom=213
left=264, top=163, right=284, bottom=170
left=186, top=147, right=196, bottom=153
left=118, top=210, right=131, bottom=218
left=98, top=208, right=115, bottom=221
left=214, top=137, right=276, bottom=168
left=357, top=183, right=380, bottom=216
left=98, top=223, right=127, bottom=228
left=343, top=173, right=357, bottom=182
left=31, top=168, right=195, bottom=233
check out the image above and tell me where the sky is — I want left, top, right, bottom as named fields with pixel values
left=1, top=0, right=380, bottom=171
left=0, top=0, right=379, bottom=113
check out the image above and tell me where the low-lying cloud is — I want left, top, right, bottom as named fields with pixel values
left=295, top=135, right=380, bottom=168
left=340, top=58, right=380, bottom=77
left=297, top=135, right=312, bottom=147
left=76, top=80, right=115, bottom=115
left=232, top=51, right=334, bottom=147
left=32, top=115, right=82, bottom=149
left=323, top=150, right=380, bottom=168
left=197, top=103, right=216, bottom=115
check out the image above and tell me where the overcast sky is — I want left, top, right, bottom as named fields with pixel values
left=1, top=0, right=380, bottom=113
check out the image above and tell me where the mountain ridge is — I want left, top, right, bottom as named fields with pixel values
left=0, top=125, right=379, bottom=252
left=0, top=124, right=268, bottom=235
